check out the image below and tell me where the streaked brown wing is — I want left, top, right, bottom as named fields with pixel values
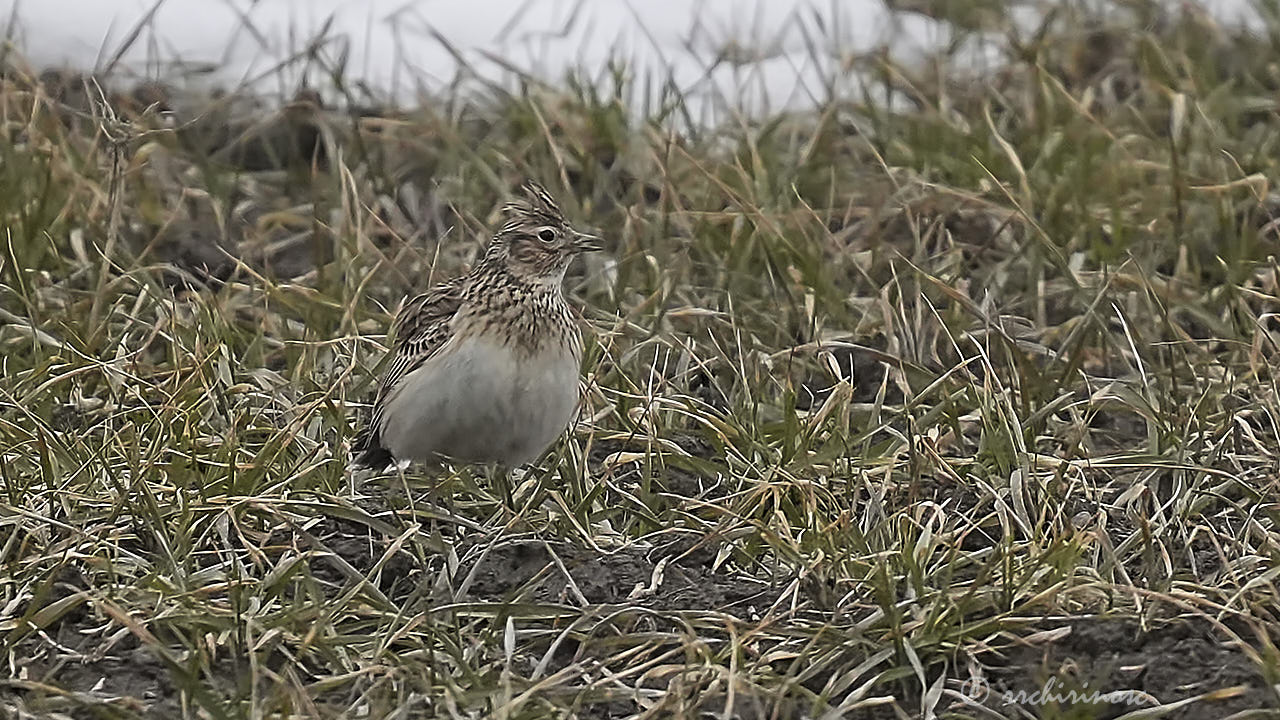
left=353, top=276, right=466, bottom=466
left=390, top=276, right=465, bottom=351
left=378, top=276, right=465, bottom=402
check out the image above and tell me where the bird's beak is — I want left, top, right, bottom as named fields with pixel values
left=571, top=231, right=603, bottom=252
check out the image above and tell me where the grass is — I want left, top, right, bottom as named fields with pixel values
left=1, top=1, right=1279, bottom=718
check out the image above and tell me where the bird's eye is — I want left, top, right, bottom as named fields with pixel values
left=538, top=229, right=556, bottom=243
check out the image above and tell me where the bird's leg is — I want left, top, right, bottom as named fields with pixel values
left=491, top=463, right=515, bottom=511
left=422, top=463, right=439, bottom=539
left=388, top=459, right=433, bottom=542
left=429, top=461, right=463, bottom=544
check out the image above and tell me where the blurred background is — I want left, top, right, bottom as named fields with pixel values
left=5, top=0, right=1264, bottom=121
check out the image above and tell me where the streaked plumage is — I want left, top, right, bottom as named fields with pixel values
left=352, top=181, right=599, bottom=470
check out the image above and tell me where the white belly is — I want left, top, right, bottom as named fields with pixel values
left=380, top=336, right=581, bottom=466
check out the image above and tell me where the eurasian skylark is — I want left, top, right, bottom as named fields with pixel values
left=353, top=181, right=599, bottom=470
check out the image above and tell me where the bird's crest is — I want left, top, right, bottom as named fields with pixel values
left=500, top=180, right=565, bottom=231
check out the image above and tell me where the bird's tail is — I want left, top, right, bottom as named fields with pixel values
left=351, top=427, right=394, bottom=470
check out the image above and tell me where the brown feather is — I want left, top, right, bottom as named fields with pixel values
left=352, top=180, right=590, bottom=469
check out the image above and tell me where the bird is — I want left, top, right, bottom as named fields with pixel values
left=352, top=180, right=600, bottom=472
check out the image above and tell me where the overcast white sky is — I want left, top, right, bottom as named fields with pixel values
left=4, top=0, right=1265, bottom=116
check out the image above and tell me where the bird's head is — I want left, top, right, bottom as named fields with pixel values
left=486, top=181, right=600, bottom=284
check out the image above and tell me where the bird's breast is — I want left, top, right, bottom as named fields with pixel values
left=381, top=331, right=582, bottom=465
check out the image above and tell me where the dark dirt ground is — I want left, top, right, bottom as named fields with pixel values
left=973, top=616, right=1278, bottom=719
left=7, top=401, right=1275, bottom=719
left=8, top=512, right=1277, bottom=719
